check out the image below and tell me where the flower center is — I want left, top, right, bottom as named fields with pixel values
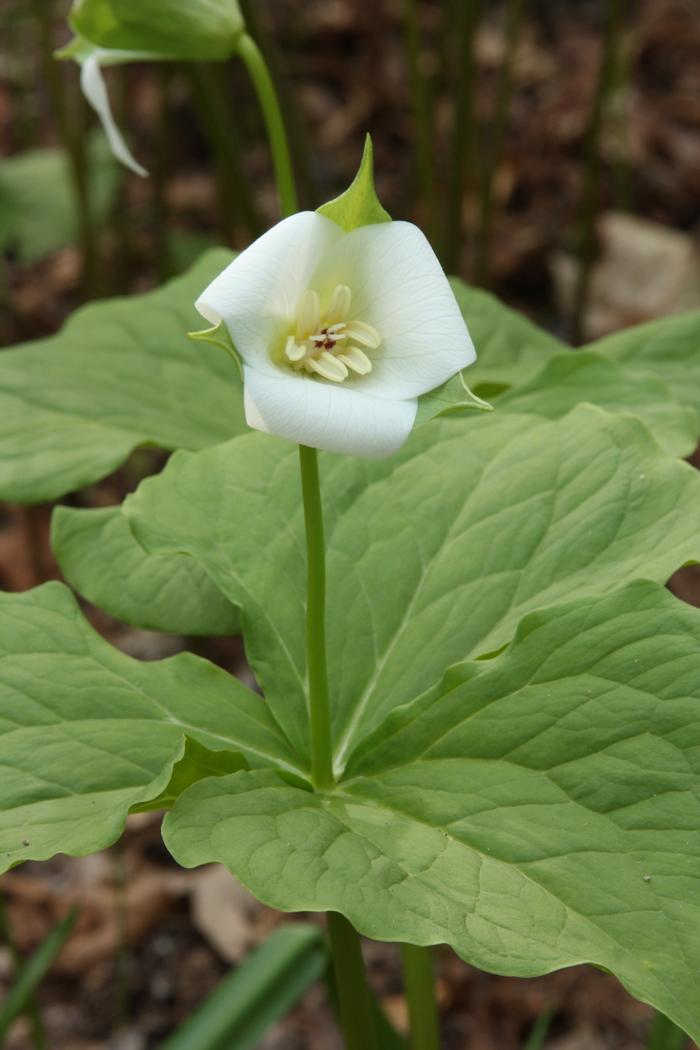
left=283, top=284, right=380, bottom=382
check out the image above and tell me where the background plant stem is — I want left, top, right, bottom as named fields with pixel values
left=31, top=0, right=98, bottom=295
left=647, top=1011, right=687, bottom=1050
left=238, top=0, right=316, bottom=209
left=444, top=0, right=482, bottom=273
left=236, top=32, right=298, bottom=219
left=475, top=0, right=523, bottom=285
left=400, top=943, right=440, bottom=1050
left=327, top=913, right=378, bottom=1050
left=403, top=0, right=435, bottom=238
left=151, top=65, right=172, bottom=283
left=298, top=445, right=334, bottom=790
left=570, top=0, right=621, bottom=344
left=189, top=62, right=262, bottom=244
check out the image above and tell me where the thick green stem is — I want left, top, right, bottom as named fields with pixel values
left=236, top=32, right=298, bottom=219
left=444, top=0, right=482, bottom=272
left=298, top=445, right=334, bottom=791
left=475, top=0, right=523, bottom=285
left=571, top=0, right=621, bottom=343
left=403, top=0, right=435, bottom=236
left=327, top=913, right=378, bottom=1050
left=298, top=452, right=380, bottom=1045
left=400, top=943, right=440, bottom=1050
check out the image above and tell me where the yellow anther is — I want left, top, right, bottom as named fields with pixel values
left=328, top=284, right=352, bottom=322
left=296, top=289, right=320, bottom=339
left=310, top=353, right=348, bottom=381
left=285, top=335, right=306, bottom=362
left=344, top=320, right=381, bottom=349
left=338, top=346, right=372, bottom=375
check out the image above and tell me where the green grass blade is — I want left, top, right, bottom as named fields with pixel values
left=157, top=923, right=327, bottom=1050
left=0, top=908, right=78, bottom=1045
left=524, top=1010, right=553, bottom=1050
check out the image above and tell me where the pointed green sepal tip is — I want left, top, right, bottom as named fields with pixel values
left=189, top=321, right=243, bottom=380
left=415, top=373, right=493, bottom=429
left=317, top=135, right=391, bottom=232
left=54, top=36, right=86, bottom=61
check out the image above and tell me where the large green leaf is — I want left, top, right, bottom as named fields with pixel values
left=163, top=581, right=700, bottom=1042
left=498, top=350, right=699, bottom=457
left=593, top=311, right=700, bottom=424
left=69, top=0, right=244, bottom=60
left=0, top=249, right=242, bottom=503
left=125, top=407, right=700, bottom=766
left=0, top=134, right=118, bottom=263
left=450, top=279, right=564, bottom=393
left=52, top=506, right=239, bottom=635
left=0, top=582, right=300, bottom=873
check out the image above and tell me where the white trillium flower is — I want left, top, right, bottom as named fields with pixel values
left=196, top=211, right=476, bottom=458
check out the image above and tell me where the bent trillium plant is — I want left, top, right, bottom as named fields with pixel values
left=58, top=0, right=246, bottom=177
left=4, top=140, right=700, bottom=1049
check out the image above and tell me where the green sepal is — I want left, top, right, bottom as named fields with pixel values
left=189, top=321, right=243, bottom=381
left=55, top=35, right=158, bottom=65
left=131, top=737, right=248, bottom=814
left=55, top=35, right=92, bottom=61
left=415, top=372, right=493, bottom=428
left=317, top=135, right=391, bottom=232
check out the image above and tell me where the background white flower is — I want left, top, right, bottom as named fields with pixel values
left=196, top=211, right=476, bottom=458
left=80, top=51, right=149, bottom=178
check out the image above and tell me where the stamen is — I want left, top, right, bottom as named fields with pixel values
left=296, top=289, right=320, bottom=338
left=337, top=346, right=372, bottom=375
left=310, top=352, right=348, bottom=381
left=285, top=335, right=306, bottom=362
left=344, top=320, right=381, bottom=349
left=320, top=331, right=347, bottom=343
left=329, top=284, right=352, bottom=321
left=286, top=286, right=379, bottom=383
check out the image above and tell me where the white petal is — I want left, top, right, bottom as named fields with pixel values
left=313, top=221, right=475, bottom=398
left=243, top=366, right=417, bottom=458
left=196, top=212, right=343, bottom=376
left=80, top=54, right=148, bottom=178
